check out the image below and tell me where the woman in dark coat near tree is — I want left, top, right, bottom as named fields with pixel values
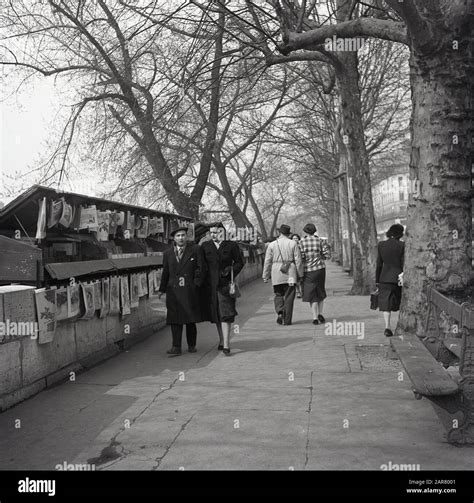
left=375, top=223, right=405, bottom=337
left=201, top=223, right=244, bottom=355
left=158, top=225, right=205, bottom=356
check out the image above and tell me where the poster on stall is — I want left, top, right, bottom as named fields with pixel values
left=109, top=212, right=119, bottom=237
left=67, top=284, right=81, bottom=318
left=48, top=199, right=63, bottom=228
left=136, top=217, right=149, bottom=238
left=80, top=282, right=96, bottom=320
left=148, top=217, right=158, bottom=235
left=99, top=277, right=110, bottom=319
left=79, top=205, right=99, bottom=231
left=148, top=271, right=155, bottom=296
left=120, top=276, right=131, bottom=315
left=156, top=217, right=164, bottom=234
left=34, top=286, right=57, bottom=344
left=139, top=272, right=148, bottom=297
left=130, top=273, right=139, bottom=308
left=93, top=280, right=102, bottom=311
left=59, top=199, right=74, bottom=228
left=36, top=197, right=47, bottom=240
left=109, top=276, right=120, bottom=315
left=96, top=212, right=110, bottom=241
left=56, top=286, right=69, bottom=321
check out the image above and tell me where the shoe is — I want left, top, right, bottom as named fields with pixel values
left=223, top=348, right=231, bottom=356
left=167, top=347, right=182, bottom=356
left=318, top=314, right=325, bottom=323
left=296, top=294, right=302, bottom=298
left=276, top=313, right=283, bottom=325
left=283, top=322, right=292, bottom=325
left=188, top=346, right=197, bottom=353
left=218, top=345, right=224, bottom=351
left=384, top=328, right=394, bottom=337
left=312, top=319, right=319, bottom=325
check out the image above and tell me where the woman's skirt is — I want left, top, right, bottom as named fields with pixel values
left=378, top=283, right=402, bottom=312
left=217, top=284, right=238, bottom=323
left=302, top=268, right=327, bottom=303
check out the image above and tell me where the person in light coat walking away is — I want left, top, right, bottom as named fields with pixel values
left=262, top=224, right=303, bottom=325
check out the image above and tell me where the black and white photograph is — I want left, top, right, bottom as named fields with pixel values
left=0, top=0, right=472, bottom=499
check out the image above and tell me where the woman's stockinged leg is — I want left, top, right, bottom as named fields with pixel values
left=317, top=300, right=324, bottom=316
left=222, top=322, right=231, bottom=349
left=311, top=302, right=318, bottom=320
left=383, top=311, right=391, bottom=329
left=216, top=322, right=223, bottom=345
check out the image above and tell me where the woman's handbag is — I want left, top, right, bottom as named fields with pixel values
left=276, top=240, right=292, bottom=274
left=229, top=261, right=241, bottom=298
left=370, top=288, right=379, bottom=310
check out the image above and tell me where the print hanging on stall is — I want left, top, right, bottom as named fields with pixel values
left=80, top=282, right=96, bottom=320
left=59, top=198, right=74, bottom=228
left=93, top=280, right=102, bottom=311
left=109, top=276, right=120, bottom=315
left=148, top=271, right=156, bottom=296
left=96, top=212, right=110, bottom=241
left=56, top=286, right=69, bottom=321
left=34, top=286, right=57, bottom=344
left=67, top=284, right=81, bottom=318
left=100, top=277, right=110, bottom=319
left=48, top=199, right=63, bottom=228
left=130, top=273, right=139, bottom=308
left=120, top=275, right=131, bottom=315
left=139, top=273, right=148, bottom=297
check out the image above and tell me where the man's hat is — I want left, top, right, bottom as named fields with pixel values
left=277, top=224, right=291, bottom=235
left=169, top=221, right=188, bottom=237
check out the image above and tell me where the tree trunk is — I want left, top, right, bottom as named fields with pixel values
left=398, top=34, right=473, bottom=335
left=335, top=53, right=378, bottom=293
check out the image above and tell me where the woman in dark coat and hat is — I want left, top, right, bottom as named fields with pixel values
left=375, top=223, right=405, bottom=337
left=201, top=223, right=244, bottom=355
left=158, top=223, right=205, bottom=356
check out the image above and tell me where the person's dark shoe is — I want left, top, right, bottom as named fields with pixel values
left=188, top=346, right=197, bottom=353
left=318, top=314, right=325, bottom=323
left=218, top=345, right=224, bottom=351
left=167, top=347, right=182, bottom=356
left=283, top=321, right=292, bottom=325
left=312, top=319, right=319, bottom=325
left=276, top=313, right=283, bottom=325
left=384, top=328, right=394, bottom=337
left=223, top=348, right=231, bottom=356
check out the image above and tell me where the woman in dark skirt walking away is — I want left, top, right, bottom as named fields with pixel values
left=298, top=223, right=331, bottom=325
left=375, top=223, right=405, bottom=337
left=201, top=223, right=244, bottom=355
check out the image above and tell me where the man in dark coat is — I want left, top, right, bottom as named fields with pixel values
left=201, top=223, right=244, bottom=354
left=158, top=225, right=205, bottom=356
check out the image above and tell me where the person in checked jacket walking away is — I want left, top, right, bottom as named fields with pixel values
left=299, top=223, right=331, bottom=325
left=262, top=224, right=303, bottom=326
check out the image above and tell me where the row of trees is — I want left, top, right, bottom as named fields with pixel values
left=1, top=0, right=471, bottom=336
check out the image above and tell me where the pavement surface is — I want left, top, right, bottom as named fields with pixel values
left=0, top=262, right=473, bottom=470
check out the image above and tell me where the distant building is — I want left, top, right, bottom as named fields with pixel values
left=372, top=173, right=408, bottom=241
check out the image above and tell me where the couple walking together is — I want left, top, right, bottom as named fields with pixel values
left=262, top=223, right=331, bottom=325
left=158, top=223, right=243, bottom=356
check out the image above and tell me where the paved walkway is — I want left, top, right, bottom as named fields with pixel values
left=0, top=263, right=472, bottom=470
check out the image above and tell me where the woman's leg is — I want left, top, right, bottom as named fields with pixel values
left=383, top=311, right=391, bottom=329
left=317, top=300, right=324, bottom=316
left=311, top=302, right=318, bottom=320
left=222, top=322, right=231, bottom=349
left=216, top=322, right=223, bottom=346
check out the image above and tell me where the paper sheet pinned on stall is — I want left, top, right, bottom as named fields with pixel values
left=80, top=282, right=95, bottom=320
left=130, top=273, right=139, bottom=308
left=67, top=284, right=81, bottom=318
left=34, top=286, right=57, bottom=344
left=100, top=277, right=110, bottom=318
left=120, top=275, right=131, bottom=315
left=109, top=276, right=120, bottom=315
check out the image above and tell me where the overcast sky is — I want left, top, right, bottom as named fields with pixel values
left=0, top=74, right=101, bottom=205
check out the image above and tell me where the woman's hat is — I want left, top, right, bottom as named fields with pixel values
left=169, top=222, right=188, bottom=237
left=277, top=224, right=291, bottom=235
left=386, top=223, right=404, bottom=239
left=194, top=222, right=209, bottom=241
left=303, top=223, right=317, bottom=235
